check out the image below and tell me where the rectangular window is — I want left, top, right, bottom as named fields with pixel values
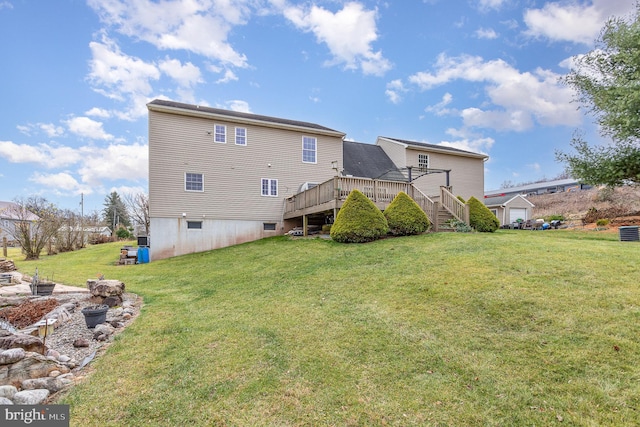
left=302, top=136, right=317, bottom=163
left=418, top=154, right=429, bottom=170
left=263, top=223, right=277, bottom=231
left=214, top=124, right=226, bottom=143
left=187, top=221, right=202, bottom=229
left=235, top=127, right=247, bottom=145
left=185, top=173, right=204, bottom=192
left=490, top=209, right=498, bottom=217
left=261, top=178, right=278, bottom=197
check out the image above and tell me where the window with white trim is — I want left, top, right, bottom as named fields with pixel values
left=214, top=124, right=226, bottom=143
left=261, top=178, right=278, bottom=197
left=187, top=221, right=202, bottom=229
left=302, top=136, right=317, bottom=163
left=185, top=173, right=204, bottom=192
left=235, top=127, right=247, bottom=145
left=418, top=154, right=429, bottom=171
left=263, top=223, right=277, bottom=231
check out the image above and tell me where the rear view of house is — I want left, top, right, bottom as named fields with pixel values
left=147, top=100, right=489, bottom=260
left=147, top=100, right=345, bottom=260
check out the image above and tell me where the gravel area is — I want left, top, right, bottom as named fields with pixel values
left=1, top=291, right=142, bottom=367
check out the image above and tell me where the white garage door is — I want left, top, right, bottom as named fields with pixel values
left=509, top=208, right=527, bottom=223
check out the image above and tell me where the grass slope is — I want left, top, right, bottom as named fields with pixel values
left=15, top=231, right=640, bottom=426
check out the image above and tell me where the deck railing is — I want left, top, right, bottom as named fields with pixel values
left=285, top=176, right=438, bottom=221
left=440, top=186, right=469, bottom=224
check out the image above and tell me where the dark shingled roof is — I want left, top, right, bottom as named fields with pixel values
left=380, top=136, right=487, bottom=158
left=483, top=194, right=534, bottom=207
left=148, top=99, right=344, bottom=134
left=343, top=141, right=406, bottom=181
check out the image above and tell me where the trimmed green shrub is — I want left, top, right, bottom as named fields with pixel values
left=330, top=189, right=389, bottom=243
left=467, top=196, right=500, bottom=232
left=384, top=192, right=430, bottom=235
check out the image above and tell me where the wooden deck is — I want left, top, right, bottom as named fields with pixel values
left=283, top=177, right=469, bottom=231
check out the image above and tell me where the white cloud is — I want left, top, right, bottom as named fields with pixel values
left=283, top=2, right=392, bottom=76
left=438, top=136, right=494, bottom=155
left=158, top=58, right=203, bottom=87
left=523, top=0, right=635, bottom=45
left=0, top=138, right=148, bottom=196
left=0, top=141, right=82, bottom=168
left=87, top=0, right=250, bottom=67
left=408, top=53, right=582, bottom=131
left=88, top=35, right=159, bottom=98
left=65, top=117, right=114, bottom=140
left=224, top=100, right=251, bottom=113
left=385, top=79, right=407, bottom=104
left=0, top=1, right=13, bottom=10
left=216, top=69, right=239, bottom=84
left=39, top=123, right=65, bottom=138
left=85, top=107, right=112, bottom=118
left=477, top=0, right=507, bottom=11
left=30, top=172, right=93, bottom=195
left=426, top=92, right=454, bottom=116
left=475, top=27, right=498, bottom=39
left=77, top=142, right=148, bottom=186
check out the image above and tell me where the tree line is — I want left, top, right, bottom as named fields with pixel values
left=2, top=191, right=149, bottom=260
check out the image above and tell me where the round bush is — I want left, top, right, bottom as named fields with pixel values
left=467, top=196, right=499, bottom=232
left=330, top=189, right=389, bottom=243
left=384, top=192, right=430, bottom=235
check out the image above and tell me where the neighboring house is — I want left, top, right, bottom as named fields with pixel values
left=147, top=100, right=488, bottom=260
left=485, top=178, right=591, bottom=199
left=483, top=194, right=535, bottom=227
left=0, top=201, right=39, bottom=244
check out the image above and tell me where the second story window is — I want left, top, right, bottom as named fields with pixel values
left=214, top=124, right=226, bottom=143
left=418, top=154, right=429, bottom=171
left=302, top=136, right=317, bottom=163
left=185, top=173, right=204, bottom=192
left=235, top=127, right=247, bottom=145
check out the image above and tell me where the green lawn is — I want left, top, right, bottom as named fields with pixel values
left=16, top=230, right=640, bottom=426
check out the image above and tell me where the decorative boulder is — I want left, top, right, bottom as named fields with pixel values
left=0, top=333, right=45, bottom=354
left=0, top=348, right=26, bottom=365
left=87, top=279, right=125, bottom=297
left=12, top=389, right=49, bottom=405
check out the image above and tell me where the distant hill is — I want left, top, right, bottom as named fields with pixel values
left=530, top=186, right=640, bottom=228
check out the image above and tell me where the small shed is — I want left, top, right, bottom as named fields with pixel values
left=484, top=194, right=535, bottom=227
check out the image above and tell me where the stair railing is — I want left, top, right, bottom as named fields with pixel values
left=440, top=186, right=469, bottom=224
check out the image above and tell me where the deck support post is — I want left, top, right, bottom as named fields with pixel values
left=303, top=215, right=308, bottom=237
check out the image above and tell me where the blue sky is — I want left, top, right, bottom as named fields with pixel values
left=0, top=0, right=634, bottom=214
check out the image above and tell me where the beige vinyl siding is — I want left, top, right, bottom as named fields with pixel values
left=376, top=138, right=407, bottom=167
left=408, top=149, right=485, bottom=200
left=149, top=110, right=343, bottom=222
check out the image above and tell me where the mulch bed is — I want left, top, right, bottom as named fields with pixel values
left=0, top=299, right=60, bottom=329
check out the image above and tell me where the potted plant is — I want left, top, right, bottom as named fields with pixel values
left=81, top=304, right=109, bottom=328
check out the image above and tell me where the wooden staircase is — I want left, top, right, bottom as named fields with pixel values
left=435, top=206, right=456, bottom=232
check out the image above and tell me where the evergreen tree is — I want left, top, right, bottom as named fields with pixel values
left=102, top=191, right=131, bottom=231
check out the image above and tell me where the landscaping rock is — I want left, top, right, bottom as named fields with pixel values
left=0, top=348, right=26, bottom=365
left=0, top=333, right=44, bottom=353
left=13, top=388, right=49, bottom=405
left=0, top=384, right=17, bottom=399
left=0, top=352, right=64, bottom=386
left=87, top=280, right=125, bottom=298
left=73, top=338, right=90, bottom=348
left=21, top=377, right=66, bottom=393
left=0, top=397, right=12, bottom=404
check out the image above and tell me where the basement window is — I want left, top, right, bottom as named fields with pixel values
left=263, top=223, right=277, bottom=231
left=187, top=221, right=202, bottom=229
